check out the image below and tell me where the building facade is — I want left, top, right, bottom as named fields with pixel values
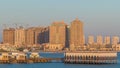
left=43, top=27, right=49, bottom=44
left=34, top=27, right=49, bottom=45
left=49, top=21, right=67, bottom=50
left=97, top=35, right=103, bottom=45
left=112, top=36, right=119, bottom=45
left=104, top=36, right=110, bottom=45
left=88, top=36, right=94, bottom=45
left=25, top=27, right=35, bottom=46
left=14, top=27, right=25, bottom=46
left=70, top=18, right=84, bottom=51
left=3, top=28, right=15, bottom=45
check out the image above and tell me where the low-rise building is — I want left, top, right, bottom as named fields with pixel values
left=16, top=53, right=26, bottom=61
left=30, top=53, right=40, bottom=58
left=112, top=44, right=120, bottom=51
left=44, top=43, right=64, bottom=51
left=0, top=53, right=9, bottom=61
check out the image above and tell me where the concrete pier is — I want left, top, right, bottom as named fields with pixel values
left=0, top=52, right=63, bottom=64
left=0, top=51, right=118, bottom=64
left=64, top=51, right=117, bottom=64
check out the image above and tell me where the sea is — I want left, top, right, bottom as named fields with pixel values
left=0, top=52, right=120, bottom=68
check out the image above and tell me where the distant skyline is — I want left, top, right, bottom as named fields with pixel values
left=0, top=0, right=120, bottom=42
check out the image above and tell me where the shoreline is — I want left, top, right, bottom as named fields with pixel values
left=0, top=50, right=120, bottom=53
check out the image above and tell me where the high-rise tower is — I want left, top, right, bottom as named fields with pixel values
left=112, top=36, right=119, bottom=45
left=3, top=28, right=15, bottom=45
left=70, top=18, right=84, bottom=50
left=97, top=35, right=103, bottom=45
left=25, top=27, right=35, bottom=46
left=104, top=36, right=110, bottom=45
left=49, top=21, right=67, bottom=47
left=15, top=26, right=25, bottom=46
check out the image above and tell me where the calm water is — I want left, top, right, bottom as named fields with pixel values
left=0, top=52, right=120, bottom=68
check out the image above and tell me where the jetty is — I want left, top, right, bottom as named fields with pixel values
left=64, top=51, right=117, bottom=64
left=0, top=51, right=118, bottom=64
left=0, top=52, right=63, bottom=64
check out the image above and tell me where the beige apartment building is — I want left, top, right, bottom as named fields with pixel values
left=88, top=36, right=94, bottom=45
left=25, top=27, right=35, bottom=46
left=14, top=27, right=25, bottom=46
left=97, top=35, right=103, bottom=45
left=3, top=28, right=15, bottom=45
left=48, top=21, right=67, bottom=50
left=104, top=36, right=110, bottom=45
left=25, top=27, right=49, bottom=46
left=70, top=18, right=84, bottom=51
left=112, top=36, right=119, bottom=45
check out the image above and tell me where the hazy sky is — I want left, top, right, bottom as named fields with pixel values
left=0, top=0, right=120, bottom=41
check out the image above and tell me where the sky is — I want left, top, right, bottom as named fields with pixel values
left=0, top=0, right=120, bottom=42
